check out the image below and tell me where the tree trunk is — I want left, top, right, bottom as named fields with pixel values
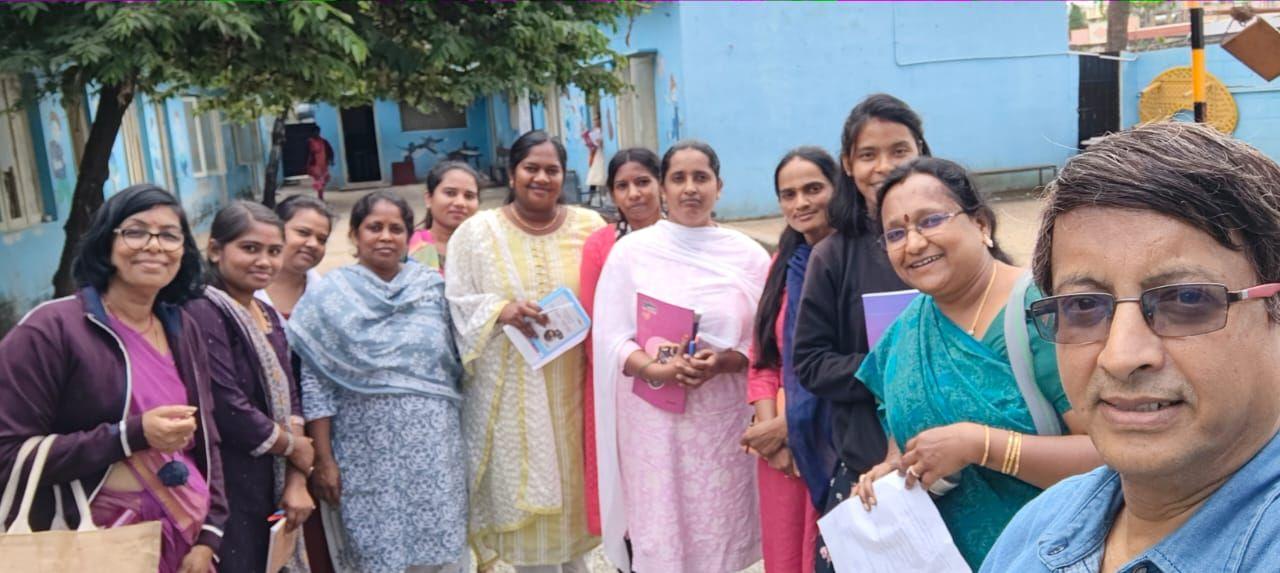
left=261, top=111, right=287, bottom=208
left=51, top=82, right=134, bottom=297
left=1106, top=1, right=1132, bottom=53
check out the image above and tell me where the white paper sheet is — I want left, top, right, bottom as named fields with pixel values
left=817, top=472, right=971, bottom=573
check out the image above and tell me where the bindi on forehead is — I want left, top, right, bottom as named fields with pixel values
left=881, top=180, right=957, bottom=222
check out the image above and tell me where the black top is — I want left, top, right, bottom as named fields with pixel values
left=794, top=230, right=909, bottom=476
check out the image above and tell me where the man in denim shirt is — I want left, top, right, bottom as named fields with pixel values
left=981, top=122, right=1280, bottom=573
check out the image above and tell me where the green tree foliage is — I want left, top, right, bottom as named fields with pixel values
left=1069, top=4, right=1088, bottom=30
left=0, top=1, right=641, bottom=296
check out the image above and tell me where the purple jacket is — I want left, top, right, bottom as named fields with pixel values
left=184, top=295, right=302, bottom=458
left=0, top=287, right=228, bottom=551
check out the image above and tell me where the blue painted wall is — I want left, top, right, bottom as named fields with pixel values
left=550, top=3, right=686, bottom=197
left=0, top=94, right=78, bottom=316
left=552, top=2, right=1079, bottom=219
left=308, top=97, right=495, bottom=189
left=1121, top=43, right=1280, bottom=159
left=375, top=98, right=494, bottom=181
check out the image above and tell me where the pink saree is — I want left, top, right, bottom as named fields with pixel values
left=90, top=317, right=211, bottom=573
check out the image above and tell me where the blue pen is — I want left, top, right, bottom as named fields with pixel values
left=687, top=314, right=701, bottom=355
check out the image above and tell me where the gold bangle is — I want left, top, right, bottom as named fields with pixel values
left=1011, top=432, right=1024, bottom=477
left=979, top=425, right=991, bottom=468
left=1001, top=431, right=1017, bottom=475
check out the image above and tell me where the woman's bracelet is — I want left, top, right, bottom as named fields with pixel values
left=1001, top=430, right=1024, bottom=475
left=1011, top=431, right=1024, bottom=477
left=979, top=425, right=991, bottom=467
left=1001, top=430, right=1016, bottom=475
left=282, top=429, right=296, bottom=457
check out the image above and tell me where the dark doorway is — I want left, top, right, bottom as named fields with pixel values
left=340, top=106, right=382, bottom=183
left=1078, top=53, right=1120, bottom=147
left=282, top=123, right=315, bottom=177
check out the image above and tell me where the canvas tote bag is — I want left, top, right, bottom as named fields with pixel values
left=0, top=435, right=162, bottom=572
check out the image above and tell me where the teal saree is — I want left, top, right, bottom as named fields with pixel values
left=856, top=283, right=1070, bottom=569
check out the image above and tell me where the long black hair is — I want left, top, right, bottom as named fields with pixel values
left=606, top=147, right=661, bottom=239
left=72, top=184, right=205, bottom=305
left=752, top=147, right=840, bottom=369
left=505, top=130, right=568, bottom=205
left=875, top=157, right=1013, bottom=265
left=421, top=160, right=481, bottom=229
left=829, top=93, right=932, bottom=237
left=205, top=201, right=285, bottom=289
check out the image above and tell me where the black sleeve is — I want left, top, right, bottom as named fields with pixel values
left=793, top=239, right=875, bottom=404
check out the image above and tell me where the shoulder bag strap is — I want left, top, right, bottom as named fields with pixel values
left=1004, top=271, right=1064, bottom=436
left=0, top=436, right=44, bottom=528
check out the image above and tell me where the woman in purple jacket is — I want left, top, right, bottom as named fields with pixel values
left=184, top=201, right=314, bottom=571
left=0, top=184, right=227, bottom=573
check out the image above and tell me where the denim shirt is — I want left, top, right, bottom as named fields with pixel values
left=981, top=430, right=1280, bottom=573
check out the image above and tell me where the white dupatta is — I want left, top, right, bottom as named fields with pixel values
left=591, top=220, right=770, bottom=571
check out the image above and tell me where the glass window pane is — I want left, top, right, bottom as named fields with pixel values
left=198, top=112, right=219, bottom=173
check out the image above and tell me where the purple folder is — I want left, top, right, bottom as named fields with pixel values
left=862, top=289, right=921, bottom=348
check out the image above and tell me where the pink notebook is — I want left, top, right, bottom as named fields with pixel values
left=633, top=292, right=699, bottom=413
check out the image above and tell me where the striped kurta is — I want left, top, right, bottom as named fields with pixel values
left=445, top=207, right=605, bottom=568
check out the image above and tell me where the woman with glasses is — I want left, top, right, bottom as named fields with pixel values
left=0, top=185, right=226, bottom=572
left=850, top=158, right=1100, bottom=569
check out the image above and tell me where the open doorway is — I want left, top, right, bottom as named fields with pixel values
left=340, top=105, right=381, bottom=183
left=1078, top=53, right=1120, bottom=147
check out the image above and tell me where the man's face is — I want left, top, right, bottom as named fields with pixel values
left=1050, top=207, right=1280, bottom=480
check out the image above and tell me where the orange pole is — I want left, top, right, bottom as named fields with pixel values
left=1189, top=1, right=1207, bottom=122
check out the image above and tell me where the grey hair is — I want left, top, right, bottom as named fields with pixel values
left=1033, top=121, right=1280, bottom=320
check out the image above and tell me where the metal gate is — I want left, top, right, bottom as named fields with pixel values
left=1078, top=53, right=1120, bottom=147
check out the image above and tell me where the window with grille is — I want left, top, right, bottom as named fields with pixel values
left=0, top=75, right=45, bottom=232
left=183, top=99, right=224, bottom=177
left=232, top=121, right=263, bottom=166
left=399, top=100, right=467, bottom=132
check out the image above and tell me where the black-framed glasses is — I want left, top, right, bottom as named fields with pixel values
left=114, top=227, right=185, bottom=252
left=879, top=210, right=965, bottom=249
left=1029, top=282, right=1280, bottom=344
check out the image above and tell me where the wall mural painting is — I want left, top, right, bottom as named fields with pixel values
left=46, top=112, right=67, bottom=181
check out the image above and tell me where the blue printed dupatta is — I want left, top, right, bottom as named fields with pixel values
left=855, top=290, right=1068, bottom=569
left=285, top=260, right=463, bottom=402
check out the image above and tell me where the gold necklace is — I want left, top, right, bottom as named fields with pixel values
left=967, top=263, right=999, bottom=336
left=508, top=204, right=562, bottom=233
left=104, top=298, right=159, bottom=341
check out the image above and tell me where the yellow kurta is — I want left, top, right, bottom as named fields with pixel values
left=445, top=207, right=605, bottom=567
